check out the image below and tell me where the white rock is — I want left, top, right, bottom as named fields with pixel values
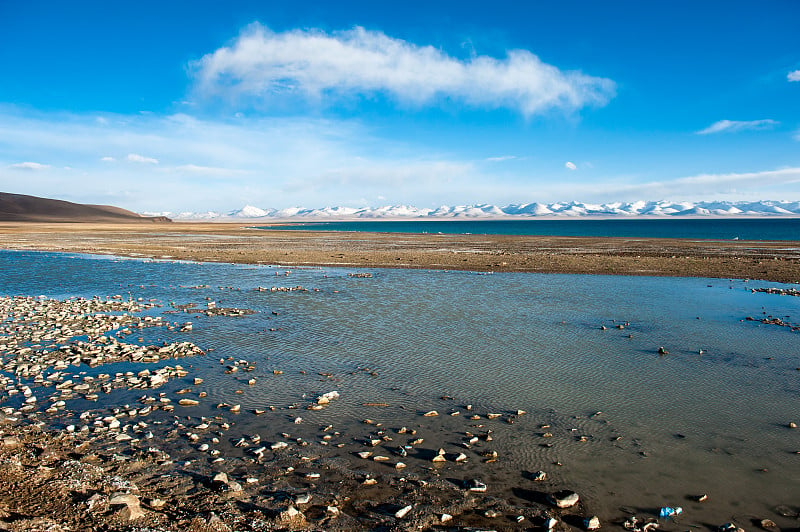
left=395, top=505, right=413, bottom=519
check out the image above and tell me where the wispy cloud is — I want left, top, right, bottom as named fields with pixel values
left=788, top=70, right=800, bottom=82
left=2, top=107, right=798, bottom=211
left=126, top=153, right=159, bottom=164
left=191, top=23, right=616, bottom=116
left=565, top=161, right=577, bottom=170
left=8, top=161, right=50, bottom=170
left=696, top=119, right=778, bottom=135
left=100, top=156, right=115, bottom=162
left=173, top=164, right=247, bottom=176
left=0, top=108, right=488, bottom=210
left=571, top=167, right=800, bottom=202
left=485, top=155, right=517, bottom=162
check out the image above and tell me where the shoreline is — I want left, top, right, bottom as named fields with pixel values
left=0, top=222, right=798, bottom=283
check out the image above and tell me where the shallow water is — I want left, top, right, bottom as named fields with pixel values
left=1, top=250, right=798, bottom=524
left=264, top=218, right=800, bottom=240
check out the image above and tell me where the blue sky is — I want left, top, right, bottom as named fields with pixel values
left=0, top=0, right=798, bottom=212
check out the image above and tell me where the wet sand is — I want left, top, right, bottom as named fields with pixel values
left=0, top=221, right=799, bottom=283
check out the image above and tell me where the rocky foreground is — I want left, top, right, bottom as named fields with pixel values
left=0, top=292, right=796, bottom=531
left=0, top=293, right=612, bottom=531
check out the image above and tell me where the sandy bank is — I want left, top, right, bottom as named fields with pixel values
left=0, top=222, right=798, bottom=283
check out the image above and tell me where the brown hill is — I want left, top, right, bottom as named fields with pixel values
left=0, top=193, right=171, bottom=222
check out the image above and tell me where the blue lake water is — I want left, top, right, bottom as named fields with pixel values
left=0, top=250, right=798, bottom=523
left=263, top=218, right=800, bottom=240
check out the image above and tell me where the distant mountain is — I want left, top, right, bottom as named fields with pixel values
left=0, top=192, right=170, bottom=222
left=145, top=200, right=800, bottom=221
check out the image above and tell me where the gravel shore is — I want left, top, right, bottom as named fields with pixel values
left=0, top=222, right=799, bottom=283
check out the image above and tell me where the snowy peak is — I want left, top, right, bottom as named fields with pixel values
left=148, top=200, right=800, bottom=220
left=230, top=205, right=274, bottom=218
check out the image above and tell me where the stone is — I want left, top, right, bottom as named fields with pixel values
left=149, top=498, right=166, bottom=509
left=125, top=504, right=146, bottom=521
left=466, top=479, right=487, bottom=492
left=549, top=490, right=579, bottom=508
left=278, top=506, right=306, bottom=526
left=585, top=516, right=601, bottom=530
left=531, top=470, right=547, bottom=481
left=109, top=493, right=140, bottom=507
left=395, top=505, right=412, bottom=519
left=109, top=493, right=144, bottom=521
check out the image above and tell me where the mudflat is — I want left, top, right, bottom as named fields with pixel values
left=0, top=222, right=798, bottom=283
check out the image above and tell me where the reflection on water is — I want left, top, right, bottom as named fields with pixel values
left=1, top=250, right=798, bottom=521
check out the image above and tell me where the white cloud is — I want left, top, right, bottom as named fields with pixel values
left=485, top=155, right=517, bottom=162
left=788, top=70, right=800, bottom=82
left=696, top=119, right=778, bottom=135
left=100, top=156, right=115, bottom=162
left=2, top=107, right=798, bottom=211
left=0, top=108, right=491, bottom=210
left=173, top=164, right=247, bottom=176
left=570, top=167, right=800, bottom=202
left=9, top=161, right=49, bottom=170
left=126, top=153, right=159, bottom=164
left=191, top=23, right=616, bottom=116
left=565, top=161, right=577, bottom=170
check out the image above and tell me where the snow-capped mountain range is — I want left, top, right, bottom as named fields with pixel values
left=144, top=200, right=800, bottom=220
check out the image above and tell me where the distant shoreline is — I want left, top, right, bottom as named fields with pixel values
left=250, top=217, right=800, bottom=241
left=169, top=213, right=800, bottom=223
left=1, top=221, right=798, bottom=283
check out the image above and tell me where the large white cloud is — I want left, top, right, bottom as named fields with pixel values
left=788, top=70, right=800, bottom=82
left=191, top=24, right=616, bottom=116
left=696, top=119, right=778, bottom=135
